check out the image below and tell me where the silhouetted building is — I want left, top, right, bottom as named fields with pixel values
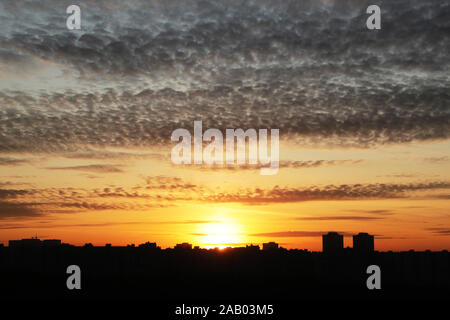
left=43, top=239, right=61, bottom=247
left=353, top=233, right=374, bottom=253
left=263, top=242, right=279, bottom=251
left=2, top=235, right=450, bottom=301
left=8, top=240, right=19, bottom=247
left=139, top=242, right=157, bottom=249
left=9, top=238, right=62, bottom=248
left=245, top=244, right=260, bottom=252
left=9, top=237, right=42, bottom=248
left=322, top=232, right=343, bottom=253
left=174, top=242, right=192, bottom=250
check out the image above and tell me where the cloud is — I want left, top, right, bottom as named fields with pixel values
left=425, top=227, right=450, bottom=236
left=347, top=209, right=395, bottom=215
left=46, top=164, right=124, bottom=173
left=379, top=174, right=419, bottom=178
left=57, top=202, right=137, bottom=211
left=0, top=85, right=448, bottom=152
left=423, top=156, right=450, bottom=164
left=0, top=175, right=199, bottom=219
left=0, top=0, right=448, bottom=151
left=374, top=236, right=408, bottom=240
left=430, top=194, right=450, bottom=200
left=294, top=216, right=384, bottom=221
left=175, top=160, right=363, bottom=172
left=0, top=180, right=448, bottom=220
left=282, top=160, right=363, bottom=169
left=0, top=201, right=42, bottom=219
left=201, top=182, right=450, bottom=204
left=0, top=200, right=162, bottom=218
left=143, top=176, right=198, bottom=191
left=249, top=231, right=353, bottom=238
left=0, top=189, right=30, bottom=199
left=153, top=220, right=220, bottom=225
left=0, top=219, right=220, bottom=229
left=0, top=157, right=29, bottom=166
left=144, top=176, right=183, bottom=185
left=62, top=150, right=167, bottom=161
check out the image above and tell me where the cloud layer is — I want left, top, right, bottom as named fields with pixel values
left=0, top=0, right=448, bottom=152
left=1, top=180, right=449, bottom=219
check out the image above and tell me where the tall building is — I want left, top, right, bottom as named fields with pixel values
left=139, top=241, right=157, bottom=249
left=43, top=239, right=61, bottom=247
left=262, top=242, right=279, bottom=251
left=245, top=244, right=260, bottom=252
left=9, top=237, right=42, bottom=248
left=353, top=233, right=374, bottom=253
left=322, top=232, right=344, bottom=253
left=174, top=242, right=192, bottom=250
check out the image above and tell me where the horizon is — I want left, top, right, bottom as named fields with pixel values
left=5, top=232, right=448, bottom=253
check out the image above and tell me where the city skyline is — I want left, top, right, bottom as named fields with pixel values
left=3, top=232, right=448, bottom=302
left=6, top=231, right=440, bottom=253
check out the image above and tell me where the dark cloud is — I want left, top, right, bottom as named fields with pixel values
left=144, top=176, right=183, bottom=185
left=379, top=174, right=419, bottom=178
left=249, top=231, right=353, bottom=238
left=0, top=199, right=169, bottom=218
left=0, top=175, right=199, bottom=219
left=46, top=164, right=124, bottom=173
left=2, top=0, right=449, bottom=77
left=347, top=209, right=395, bottom=215
left=425, top=227, right=450, bottom=236
left=0, top=189, right=30, bottom=199
left=294, top=216, right=384, bottom=221
left=282, top=160, right=363, bottom=169
left=174, top=160, right=363, bottom=171
left=1, top=180, right=449, bottom=217
left=0, top=201, right=42, bottom=219
left=430, top=194, right=450, bottom=200
left=0, top=84, right=448, bottom=152
left=0, top=1, right=448, bottom=151
left=0, top=219, right=220, bottom=229
left=145, top=183, right=198, bottom=191
left=201, top=182, right=450, bottom=204
left=62, top=150, right=167, bottom=161
left=0, top=179, right=448, bottom=219
left=0, top=157, right=29, bottom=166
left=375, top=236, right=408, bottom=240
left=153, top=220, right=220, bottom=225
left=142, top=175, right=198, bottom=190
left=57, top=202, right=139, bottom=211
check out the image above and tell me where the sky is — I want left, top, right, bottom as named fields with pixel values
left=0, top=0, right=449, bottom=251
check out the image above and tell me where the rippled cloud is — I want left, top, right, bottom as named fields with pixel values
left=0, top=0, right=448, bottom=152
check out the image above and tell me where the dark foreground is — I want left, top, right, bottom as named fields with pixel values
left=1, top=246, right=449, bottom=302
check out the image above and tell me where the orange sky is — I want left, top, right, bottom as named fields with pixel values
left=1, top=140, right=449, bottom=251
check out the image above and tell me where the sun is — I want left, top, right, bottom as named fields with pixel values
left=198, top=215, right=244, bottom=249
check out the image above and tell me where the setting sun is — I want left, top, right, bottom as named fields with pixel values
left=197, top=215, right=244, bottom=249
